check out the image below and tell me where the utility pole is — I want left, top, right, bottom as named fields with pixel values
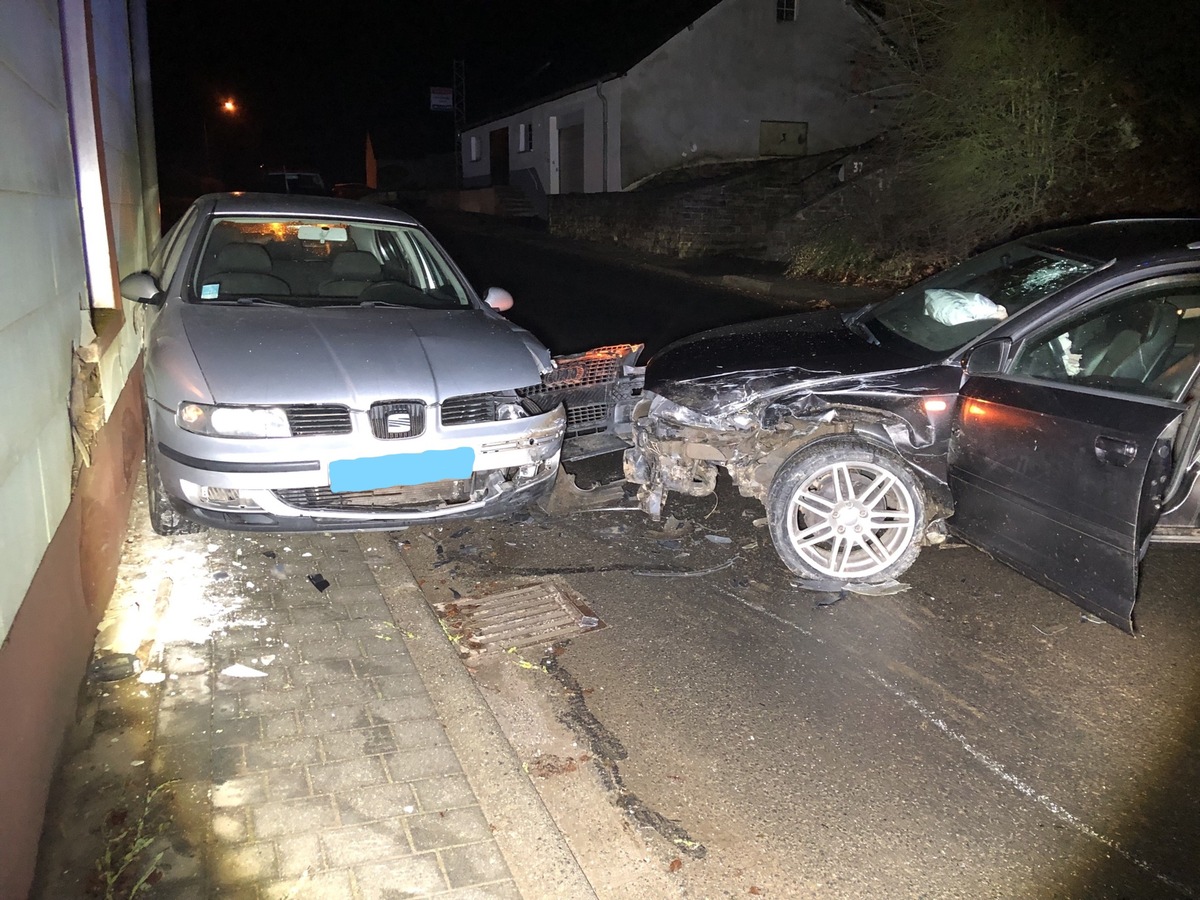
left=453, top=59, right=466, bottom=188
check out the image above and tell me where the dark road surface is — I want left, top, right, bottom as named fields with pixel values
left=422, top=210, right=798, bottom=356
left=403, top=214, right=1200, bottom=899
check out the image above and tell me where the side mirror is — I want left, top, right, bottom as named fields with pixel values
left=963, top=338, right=1011, bottom=376
left=119, top=271, right=165, bottom=306
left=483, top=287, right=514, bottom=312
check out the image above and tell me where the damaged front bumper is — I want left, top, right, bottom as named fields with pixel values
left=623, top=392, right=739, bottom=520
left=154, top=404, right=567, bottom=530
left=624, top=386, right=956, bottom=524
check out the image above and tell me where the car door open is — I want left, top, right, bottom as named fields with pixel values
left=948, top=375, right=1180, bottom=631
left=946, top=278, right=1200, bottom=631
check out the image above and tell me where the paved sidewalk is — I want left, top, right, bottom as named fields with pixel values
left=34, top=488, right=592, bottom=899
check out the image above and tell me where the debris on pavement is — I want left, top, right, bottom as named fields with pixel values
left=219, top=663, right=269, bottom=678
left=791, top=577, right=909, bottom=596
left=306, top=573, right=330, bottom=592
left=704, top=533, right=733, bottom=545
left=538, top=467, right=630, bottom=516
left=631, top=557, right=738, bottom=577
left=88, top=652, right=142, bottom=682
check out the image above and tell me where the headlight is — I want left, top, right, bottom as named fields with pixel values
left=495, top=400, right=529, bottom=421
left=177, top=402, right=291, bottom=438
left=496, top=396, right=545, bottom=420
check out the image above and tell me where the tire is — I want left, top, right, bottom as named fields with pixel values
left=145, top=423, right=204, bottom=536
left=766, top=439, right=925, bottom=583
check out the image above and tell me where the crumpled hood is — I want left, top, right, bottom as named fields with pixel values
left=646, top=310, right=927, bottom=416
left=179, top=304, right=550, bottom=406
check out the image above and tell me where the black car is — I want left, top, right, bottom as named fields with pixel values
left=623, top=218, right=1200, bottom=632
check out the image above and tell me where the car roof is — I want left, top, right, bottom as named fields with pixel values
left=1024, top=218, right=1200, bottom=264
left=199, top=192, right=419, bottom=226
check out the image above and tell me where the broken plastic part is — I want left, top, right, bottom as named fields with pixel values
left=307, top=573, right=330, bottom=592
left=89, top=653, right=142, bottom=682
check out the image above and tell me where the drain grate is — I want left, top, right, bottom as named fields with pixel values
left=433, top=577, right=606, bottom=661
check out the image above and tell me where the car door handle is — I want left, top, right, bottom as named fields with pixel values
left=1095, top=435, right=1138, bottom=467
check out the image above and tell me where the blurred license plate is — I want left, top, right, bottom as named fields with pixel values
left=329, top=448, right=475, bottom=493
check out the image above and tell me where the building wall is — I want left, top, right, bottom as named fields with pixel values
left=460, top=79, right=623, bottom=200
left=0, top=0, right=156, bottom=895
left=461, top=0, right=894, bottom=203
left=620, top=0, right=892, bottom=186
left=0, top=0, right=89, bottom=644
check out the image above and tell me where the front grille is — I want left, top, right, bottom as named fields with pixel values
left=530, top=358, right=620, bottom=392
left=518, top=345, right=643, bottom=438
left=285, top=405, right=352, bottom=436
left=566, top=402, right=611, bottom=436
left=274, top=477, right=473, bottom=512
left=369, top=400, right=425, bottom=439
left=441, top=394, right=499, bottom=426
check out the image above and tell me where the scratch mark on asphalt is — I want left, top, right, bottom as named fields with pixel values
left=722, top=591, right=1198, bottom=900
left=544, top=657, right=707, bottom=859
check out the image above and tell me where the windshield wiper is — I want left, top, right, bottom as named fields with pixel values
left=232, top=296, right=293, bottom=306
left=845, top=317, right=880, bottom=347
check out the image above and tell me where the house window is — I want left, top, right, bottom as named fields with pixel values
left=776, top=0, right=796, bottom=21
left=468, top=135, right=481, bottom=162
left=518, top=122, right=534, bottom=153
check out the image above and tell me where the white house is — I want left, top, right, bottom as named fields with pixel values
left=460, top=0, right=897, bottom=208
left=0, top=1, right=158, bottom=894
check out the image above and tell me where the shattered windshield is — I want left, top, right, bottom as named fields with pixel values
left=190, top=216, right=473, bottom=309
left=863, top=244, right=1097, bottom=356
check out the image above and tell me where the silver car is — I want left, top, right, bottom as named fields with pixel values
left=120, top=193, right=636, bottom=534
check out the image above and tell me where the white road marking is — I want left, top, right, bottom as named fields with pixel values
left=723, top=591, right=1197, bottom=899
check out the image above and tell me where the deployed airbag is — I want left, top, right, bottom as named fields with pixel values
left=924, top=289, right=1008, bottom=326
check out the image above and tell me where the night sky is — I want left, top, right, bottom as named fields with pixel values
left=147, top=0, right=1200, bottom=192
left=147, top=0, right=722, bottom=189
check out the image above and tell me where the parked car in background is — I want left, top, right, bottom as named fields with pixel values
left=120, top=193, right=640, bottom=536
left=624, top=219, right=1200, bottom=631
left=332, top=182, right=376, bottom=200
left=257, top=168, right=327, bottom=195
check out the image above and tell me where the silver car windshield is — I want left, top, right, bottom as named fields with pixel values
left=190, top=215, right=473, bottom=309
left=863, top=244, right=1098, bottom=355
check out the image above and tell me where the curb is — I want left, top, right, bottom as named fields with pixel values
left=357, top=533, right=598, bottom=900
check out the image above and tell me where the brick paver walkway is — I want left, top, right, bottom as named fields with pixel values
left=33, top=497, right=522, bottom=899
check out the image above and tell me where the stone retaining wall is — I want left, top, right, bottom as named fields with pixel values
left=548, top=146, right=882, bottom=262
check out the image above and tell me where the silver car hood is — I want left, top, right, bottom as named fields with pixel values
left=178, top=304, right=551, bottom=406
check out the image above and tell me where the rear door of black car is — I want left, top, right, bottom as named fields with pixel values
left=947, top=276, right=1200, bottom=631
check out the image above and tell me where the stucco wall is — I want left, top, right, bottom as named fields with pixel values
left=0, top=0, right=155, bottom=894
left=620, top=0, right=892, bottom=186
left=0, top=0, right=149, bottom=646
left=0, top=0, right=90, bottom=643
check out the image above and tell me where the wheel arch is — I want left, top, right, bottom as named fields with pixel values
left=750, top=423, right=953, bottom=521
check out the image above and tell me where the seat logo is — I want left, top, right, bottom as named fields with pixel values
left=386, top=412, right=412, bottom=434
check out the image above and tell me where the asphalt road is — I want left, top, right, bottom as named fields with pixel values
left=405, top=216, right=1200, bottom=899
left=420, top=209, right=799, bottom=357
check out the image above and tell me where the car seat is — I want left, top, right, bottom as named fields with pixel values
left=206, top=242, right=291, bottom=296
left=1109, top=302, right=1180, bottom=383
left=318, top=251, right=383, bottom=297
